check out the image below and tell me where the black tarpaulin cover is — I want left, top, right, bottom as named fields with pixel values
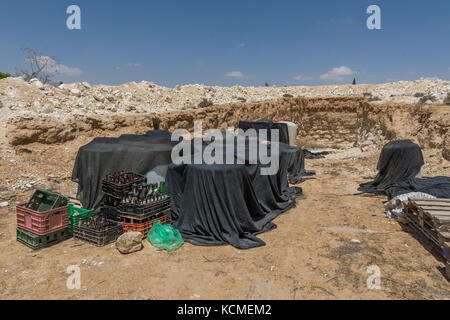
left=238, top=119, right=290, bottom=145
left=71, top=129, right=307, bottom=212
left=358, top=140, right=424, bottom=194
left=385, top=176, right=450, bottom=199
left=71, top=131, right=175, bottom=209
left=166, top=136, right=303, bottom=249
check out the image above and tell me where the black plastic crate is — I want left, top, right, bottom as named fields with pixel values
left=73, top=219, right=123, bottom=247
left=120, top=211, right=167, bottom=224
left=117, top=196, right=170, bottom=218
left=99, top=205, right=121, bottom=222
left=101, top=172, right=146, bottom=199
left=102, top=192, right=122, bottom=207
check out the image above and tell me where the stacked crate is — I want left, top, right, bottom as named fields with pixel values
left=16, top=189, right=70, bottom=250
left=67, top=204, right=95, bottom=236
left=100, top=171, right=171, bottom=238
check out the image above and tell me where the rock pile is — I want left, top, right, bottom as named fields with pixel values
left=0, top=77, right=448, bottom=121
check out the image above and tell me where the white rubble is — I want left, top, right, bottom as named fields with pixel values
left=0, top=77, right=448, bottom=121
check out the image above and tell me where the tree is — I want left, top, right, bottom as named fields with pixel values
left=0, top=72, right=10, bottom=79
left=16, top=48, right=58, bottom=84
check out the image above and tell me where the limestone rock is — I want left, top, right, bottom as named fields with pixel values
left=70, top=89, right=81, bottom=97
left=30, top=79, right=44, bottom=89
left=444, top=93, right=450, bottom=105
left=116, top=231, right=143, bottom=254
left=247, top=281, right=271, bottom=300
left=82, top=82, right=91, bottom=89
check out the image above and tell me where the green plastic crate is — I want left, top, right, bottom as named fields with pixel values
left=16, top=227, right=69, bottom=250
left=26, top=189, right=69, bottom=212
left=68, top=204, right=95, bottom=236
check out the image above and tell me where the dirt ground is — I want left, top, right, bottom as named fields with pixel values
left=0, top=133, right=449, bottom=300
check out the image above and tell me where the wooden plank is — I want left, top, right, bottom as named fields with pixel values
left=404, top=212, right=441, bottom=247
left=433, top=216, right=450, bottom=224
left=419, top=206, right=450, bottom=212
left=414, top=202, right=450, bottom=208
left=413, top=198, right=450, bottom=204
left=425, top=211, right=450, bottom=217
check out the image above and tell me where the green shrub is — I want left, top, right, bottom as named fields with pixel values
left=0, top=72, right=11, bottom=79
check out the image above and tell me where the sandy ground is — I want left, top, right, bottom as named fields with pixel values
left=0, top=142, right=449, bottom=300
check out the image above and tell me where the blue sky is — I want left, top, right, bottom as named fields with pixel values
left=1, top=0, right=449, bottom=87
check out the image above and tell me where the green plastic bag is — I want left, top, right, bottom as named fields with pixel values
left=147, top=221, right=184, bottom=251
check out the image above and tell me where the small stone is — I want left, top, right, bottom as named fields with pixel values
left=137, top=295, right=150, bottom=300
left=43, top=104, right=54, bottom=114
left=351, top=239, right=361, bottom=244
left=247, top=282, right=271, bottom=300
left=116, top=231, right=143, bottom=254
left=30, top=79, right=44, bottom=89
left=70, top=89, right=81, bottom=97
left=0, top=202, right=8, bottom=208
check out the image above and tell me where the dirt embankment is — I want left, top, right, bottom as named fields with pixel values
left=6, top=96, right=450, bottom=163
left=358, top=102, right=450, bottom=161
left=5, top=96, right=362, bottom=147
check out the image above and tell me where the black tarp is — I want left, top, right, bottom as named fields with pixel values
left=357, top=139, right=450, bottom=198
left=71, top=131, right=175, bottom=209
left=385, top=176, right=450, bottom=199
left=303, top=149, right=330, bottom=159
left=238, top=119, right=290, bottom=145
left=71, top=129, right=307, bottom=210
left=358, top=140, right=424, bottom=194
left=166, top=135, right=303, bottom=249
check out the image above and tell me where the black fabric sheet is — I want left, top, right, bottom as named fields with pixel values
left=238, top=119, right=290, bottom=145
left=166, top=136, right=303, bottom=249
left=303, top=149, right=330, bottom=159
left=385, top=176, right=450, bottom=199
left=71, top=132, right=175, bottom=209
left=358, top=140, right=424, bottom=194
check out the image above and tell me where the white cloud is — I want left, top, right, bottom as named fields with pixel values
left=293, top=75, right=313, bottom=81
left=448, top=67, right=450, bottom=72
left=239, top=42, right=246, bottom=47
left=320, top=66, right=357, bottom=82
left=115, top=66, right=121, bottom=70
left=128, top=63, right=142, bottom=68
left=225, top=71, right=244, bottom=78
left=34, top=56, right=83, bottom=77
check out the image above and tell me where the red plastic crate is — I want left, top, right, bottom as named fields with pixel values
left=122, top=214, right=168, bottom=238
left=16, top=204, right=69, bottom=235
